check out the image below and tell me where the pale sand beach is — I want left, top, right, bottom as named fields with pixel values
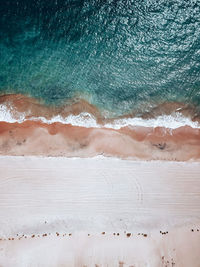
left=0, top=156, right=200, bottom=266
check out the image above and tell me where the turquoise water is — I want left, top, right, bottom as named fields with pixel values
left=0, top=0, right=200, bottom=115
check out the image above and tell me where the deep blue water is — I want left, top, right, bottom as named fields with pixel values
left=0, top=0, right=200, bottom=115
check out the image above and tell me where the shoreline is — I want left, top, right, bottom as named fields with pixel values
left=1, top=93, right=200, bottom=127
left=0, top=93, right=200, bottom=161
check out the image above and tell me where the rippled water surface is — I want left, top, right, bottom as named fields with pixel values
left=0, top=0, right=200, bottom=115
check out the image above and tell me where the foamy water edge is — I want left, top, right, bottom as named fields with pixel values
left=0, top=104, right=199, bottom=129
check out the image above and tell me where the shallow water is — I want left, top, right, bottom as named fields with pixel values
left=1, top=0, right=200, bottom=116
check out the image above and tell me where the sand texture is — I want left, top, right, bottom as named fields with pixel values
left=0, top=121, right=200, bottom=161
left=0, top=157, right=200, bottom=266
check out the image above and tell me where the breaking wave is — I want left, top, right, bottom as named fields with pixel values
left=0, top=104, right=199, bottom=129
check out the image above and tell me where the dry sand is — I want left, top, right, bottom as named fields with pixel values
left=0, top=121, right=200, bottom=161
left=0, top=156, right=200, bottom=266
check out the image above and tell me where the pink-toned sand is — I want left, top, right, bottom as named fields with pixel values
left=0, top=121, right=200, bottom=160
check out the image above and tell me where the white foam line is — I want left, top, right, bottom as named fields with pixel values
left=0, top=104, right=200, bottom=129
left=105, top=113, right=200, bottom=129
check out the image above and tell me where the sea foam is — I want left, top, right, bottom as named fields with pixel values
left=0, top=104, right=199, bottom=129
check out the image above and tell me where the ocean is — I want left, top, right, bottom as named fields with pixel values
left=0, top=0, right=200, bottom=123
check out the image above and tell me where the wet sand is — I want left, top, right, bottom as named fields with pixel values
left=1, top=93, right=200, bottom=161
left=0, top=157, right=200, bottom=266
